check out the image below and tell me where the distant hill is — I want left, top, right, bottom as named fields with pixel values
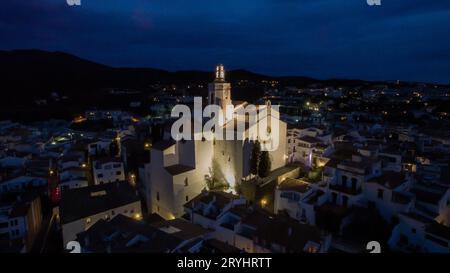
left=1, top=49, right=445, bottom=122
left=0, top=49, right=380, bottom=100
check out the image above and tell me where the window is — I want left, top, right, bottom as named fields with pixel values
left=351, top=178, right=357, bottom=190
left=342, top=196, right=349, bottom=207
left=377, top=189, right=384, bottom=200
left=116, top=171, right=122, bottom=175
left=186, top=195, right=189, bottom=202
left=111, top=210, right=115, bottom=216
left=411, top=228, right=416, bottom=234
left=342, top=175, right=348, bottom=187
left=184, top=177, right=188, bottom=187
left=97, top=174, right=103, bottom=178
left=332, top=193, right=338, bottom=204
left=156, top=192, right=160, bottom=201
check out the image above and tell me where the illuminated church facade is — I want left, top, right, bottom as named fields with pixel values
left=144, top=65, right=287, bottom=219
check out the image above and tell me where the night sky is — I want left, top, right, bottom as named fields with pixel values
left=1, top=0, right=450, bottom=83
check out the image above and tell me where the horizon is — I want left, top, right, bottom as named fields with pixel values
left=1, top=1, right=450, bottom=84
left=3, top=48, right=449, bottom=86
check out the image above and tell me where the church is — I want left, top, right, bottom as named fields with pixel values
left=144, top=65, right=287, bottom=219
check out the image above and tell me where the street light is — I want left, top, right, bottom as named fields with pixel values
left=260, top=198, right=267, bottom=207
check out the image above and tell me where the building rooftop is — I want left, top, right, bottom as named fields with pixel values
left=199, top=238, right=242, bottom=253
left=184, top=190, right=239, bottom=210
left=367, top=171, right=407, bottom=189
left=410, top=187, right=445, bottom=205
left=152, top=140, right=175, bottom=151
left=256, top=215, right=325, bottom=253
left=77, top=214, right=177, bottom=253
left=59, top=181, right=140, bottom=224
left=298, top=136, right=321, bottom=144
left=150, top=218, right=210, bottom=241
left=426, top=222, right=450, bottom=241
left=164, top=164, right=195, bottom=176
left=278, top=178, right=311, bottom=193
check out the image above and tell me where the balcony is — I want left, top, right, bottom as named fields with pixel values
left=220, top=222, right=235, bottom=231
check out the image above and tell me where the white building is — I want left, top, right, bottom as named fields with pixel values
left=92, top=158, right=125, bottom=185
left=389, top=213, right=450, bottom=253
left=144, top=65, right=287, bottom=220
left=59, top=167, right=89, bottom=190
left=60, top=181, right=142, bottom=245
left=274, top=178, right=327, bottom=225
left=0, top=196, right=42, bottom=251
left=287, top=127, right=333, bottom=166
left=0, top=176, right=47, bottom=194
left=184, top=191, right=331, bottom=253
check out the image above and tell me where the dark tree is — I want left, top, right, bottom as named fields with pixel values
left=249, top=140, right=261, bottom=176
left=258, top=151, right=271, bottom=178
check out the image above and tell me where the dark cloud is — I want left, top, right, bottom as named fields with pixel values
left=0, top=0, right=449, bottom=83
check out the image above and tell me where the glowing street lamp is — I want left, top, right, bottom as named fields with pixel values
left=260, top=198, right=267, bottom=207
left=134, top=213, right=142, bottom=220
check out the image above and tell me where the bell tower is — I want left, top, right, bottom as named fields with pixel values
left=208, top=64, right=232, bottom=109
